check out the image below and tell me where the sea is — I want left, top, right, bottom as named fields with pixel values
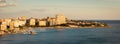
left=0, top=20, right=120, bottom=44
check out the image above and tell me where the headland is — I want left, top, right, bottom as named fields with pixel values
left=0, top=14, right=108, bottom=35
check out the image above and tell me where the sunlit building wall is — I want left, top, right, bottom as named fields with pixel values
left=55, top=14, right=67, bottom=25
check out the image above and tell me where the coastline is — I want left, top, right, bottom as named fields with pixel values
left=0, top=26, right=110, bottom=36
left=31, top=26, right=110, bottom=29
left=0, top=15, right=109, bottom=36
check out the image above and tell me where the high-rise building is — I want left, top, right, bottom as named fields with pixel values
left=55, top=14, right=67, bottom=25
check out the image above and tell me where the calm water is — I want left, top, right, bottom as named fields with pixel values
left=0, top=20, right=120, bottom=44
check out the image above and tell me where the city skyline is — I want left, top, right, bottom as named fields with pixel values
left=0, top=0, right=120, bottom=20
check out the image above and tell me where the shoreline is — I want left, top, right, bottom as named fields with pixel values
left=0, top=26, right=110, bottom=36
left=0, top=15, right=109, bottom=36
left=30, top=26, right=110, bottom=29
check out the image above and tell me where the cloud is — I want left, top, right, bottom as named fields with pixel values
left=0, top=3, right=15, bottom=7
left=0, top=0, right=16, bottom=7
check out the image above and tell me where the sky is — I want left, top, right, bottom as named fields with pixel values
left=0, top=0, right=120, bottom=20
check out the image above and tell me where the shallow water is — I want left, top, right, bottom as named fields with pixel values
left=0, top=20, right=120, bottom=44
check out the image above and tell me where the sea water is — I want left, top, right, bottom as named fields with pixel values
left=0, top=20, right=120, bottom=44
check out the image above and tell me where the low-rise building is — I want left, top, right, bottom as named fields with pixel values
left=2, top=18, right=12, bottom=26
left=0, top=19, right=2, bottom=25
left=0, top=24, right=7, bottom=31
left=1, top=21, right=7, bottom=25
left=13, top=20, right=20, bottom=28
left=19, top=21, right=26, bottom=26
left=38, top=20, right=46, bottom=26
left=18, top=16, right=27, bottom=21
left=12, top=20, right=26, bottom=28
left=47, top=17, right=56, bottom=26
left=9, top=21, right=14, bottom=29
left=49, top=18, right=56, bottom=26
left=27, top=18, right=36, bottom=26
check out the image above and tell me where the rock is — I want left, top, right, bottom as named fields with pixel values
left=12, top=28, right=20, bottom=33
left=29, top=31, right=37, bottom=35
left=0, top=31, right=5, bottom=36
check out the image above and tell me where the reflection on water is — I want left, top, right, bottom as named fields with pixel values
left=0, top=21, right=120, bottom=44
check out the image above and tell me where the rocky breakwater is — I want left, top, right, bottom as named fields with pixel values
left=65, top=20, right=109, bottom=28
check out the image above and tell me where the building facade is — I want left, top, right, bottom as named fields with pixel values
left=0, top=24, right=7, bottom=31
left=38, top=20, right=46, bottom=26
left=47, top=17, right=56, bottom=26
left=27, top=18, right=36, bottom=26
left=55, top=14, right=67, bottom=25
